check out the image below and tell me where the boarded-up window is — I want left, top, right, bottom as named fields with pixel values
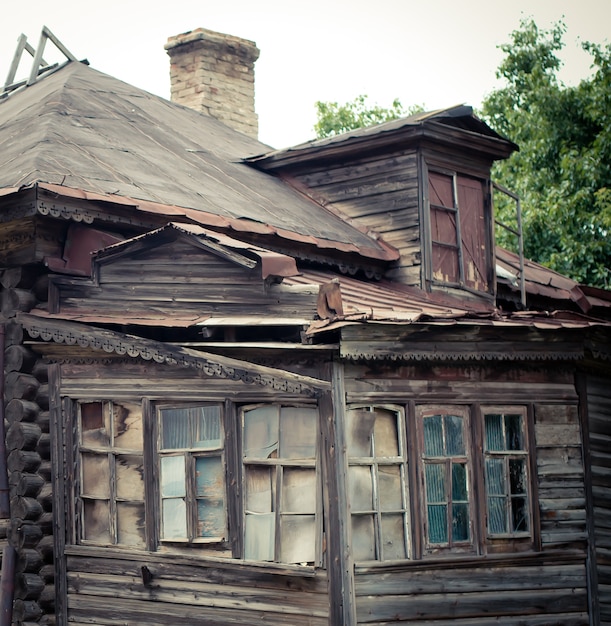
left=78, top=401, right=145, bottom=548
left=242, top=404, right=318, bottom=564
left=346, top=406, right=409, bottom=561
left=483, top=408, right=530, bottom=536
left=158, top=405, right=226, bottom=542
left=428, top=170, right=490, bottom=293
left=417, top=406, right=472, bottom=549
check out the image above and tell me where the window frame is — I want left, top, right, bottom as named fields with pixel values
left=423, top=162, right=494, bottom=296
left=240, top=402, right=322, bottom=565
left=345, top=404, right=411, bottom=562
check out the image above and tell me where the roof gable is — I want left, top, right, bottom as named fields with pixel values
left=37, top=223, right=318, bottom=327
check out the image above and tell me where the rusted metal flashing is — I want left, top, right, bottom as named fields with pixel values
left=18, top=313, right=329, bottom=397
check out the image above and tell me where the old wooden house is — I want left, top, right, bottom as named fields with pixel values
left=0, top=26, right=610, bottom=626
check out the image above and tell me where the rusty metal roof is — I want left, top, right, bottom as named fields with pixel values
left=0, top=61, right=397, bottom=264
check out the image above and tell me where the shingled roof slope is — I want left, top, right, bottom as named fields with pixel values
left=0, top=60, right=393, bottom=258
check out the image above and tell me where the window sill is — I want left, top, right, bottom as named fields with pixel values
left=353, top=548, right=585, bottom=574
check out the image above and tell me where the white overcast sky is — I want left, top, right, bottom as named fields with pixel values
left=1, top=0, right=609, bottom=149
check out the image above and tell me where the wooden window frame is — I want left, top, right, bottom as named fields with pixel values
left=345, top=404, right=410, bottom=562
left=240, top=403, right=322, bottom=565
left=423, top=162, right=494, bottom=297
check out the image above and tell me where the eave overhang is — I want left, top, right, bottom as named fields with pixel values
left=18, top=313, right=330, bottom=398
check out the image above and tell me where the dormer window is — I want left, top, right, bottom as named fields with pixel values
left=426, top=167, right=493, bottom=295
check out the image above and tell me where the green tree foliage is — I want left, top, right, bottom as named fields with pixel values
left=481, top=19, right=611, bottom=288
left=314, top=95, right=423, bottom=138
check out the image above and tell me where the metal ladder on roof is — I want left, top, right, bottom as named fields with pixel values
left=1, top=26, right=77, bottom=99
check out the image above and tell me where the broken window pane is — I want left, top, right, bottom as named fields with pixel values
left=81, top=453, right=110, bottom=498
left=243, top=405, right=279, bottom=459
left=352, top=515, right=376, bottom=561
left=244, top=512, right=275, bottom=561
left=445, top=415, right=465, bottom=456
left=280, top=407, right=317, bottom=459
left=112, top=402, right=143, bottom=450
left=506, top=414, right=524, bottom=450
left=195, top=456, right=225, bottom=538
left=81, top=402, right=110, bottom=447
left=348, top=465, right=374, bottom=511
left=381, top=514, right=407, bottom=560
left=115, top=455, right=145, bottom=501
left=378, top=465, right=403, bottom=511
left=281, top=468, right=316, bottom=513
left=245, top=466, right=274, bottom=514
left=346, top=409, right=375, bottom=457
left=117, top=502, right=146, bottom=547
left=452, top=503, right=470, bottom=541
left=451, top=463, right=468, bottom=502
left=280, top=515, right=315, bottom=563
left=83, top=499, right=111, bottom=544
left=512, top=497, right=528, bottom=532
left=509, top=459, right=526, bottom=495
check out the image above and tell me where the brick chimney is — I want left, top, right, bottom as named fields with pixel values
left=165, top=28, right=260, bottom=138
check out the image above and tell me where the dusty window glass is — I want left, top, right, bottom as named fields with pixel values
left=484, top=409, right=530, bottom=536
left=78, top=401, right=145, bottom=548
left=420, top=409, right=471, bottom=548
left=158, top=404, right=225, bottom=543
left=242, top=404, right=318, bottom=564
left=346, top=406, right=409, bottom=561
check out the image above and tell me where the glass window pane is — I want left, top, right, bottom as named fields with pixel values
left=160, top=456, right=186, bottom=497
left=196, top=498, right=225, bottom=538
left=452, top=503, right=470, bottom=541
left=374, top=409, right=399, bottom=457
left=427, top=504, right=447, bottom=544
left=160, top=408, right=190, bottom=450
left=378, top=465, right=403, bottom=511
left=425, top=463, right=446, bottom=503
left=281, top=468, right=316, bottom=513
left=351, top=514, right=376, bottom=561
left=83, top=499, right=111, bottom=543
left=485, top=458, right=505, bottom=496
left=117, top=502, right=146, bottom=547
left=280, top=515, right=315, bottom=564
left=445, top=414, right=465, bottom=456
left=195, top=456, right=224, bottom=498
left=509, top=459, right=527, bottom=495
left=81, top=453, right=110, bottom=498
left=484, top=413, right=504, bottom=451
left=511, top=497, right=529, bottom=532
left=244, top=512, right=275, bottom=561
left=193, top=406, right=222, bottom=449
left=506, top=414, right=524, bottom=451
left=245, top=466, right=275, bottom=513
left=162, top=498, right=187, bottom=539
left=346, top=409, right=375, bottom=457
left=112, top=402, right=143, bottom=450
left=243, top=406, right=279, bottom=459
left=81, top=402, right=110, bottom=447
left=280, top=407, right=317, bottom=459
left=423, top=415, right=443, bottom=456
left=487, top=496, right=507, bottom=534
left=116, top=454, right=145, bottom=500
left=380, top=514, right=407, bottom=560
left=451, top=462, right=468, bottom=502
left=348, top=465, right=374, bottom=511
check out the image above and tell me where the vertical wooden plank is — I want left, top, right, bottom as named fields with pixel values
left=224, top=399, right=242, bottom=558
left=527, top=403, right=542, bottom=553
left=48, top=363, right=67, bottom=624
left=142, top=398, right=158, bottom=551
left=577, top=373, right=600, bottom=626
left=319, top=362, right=356, bottom=625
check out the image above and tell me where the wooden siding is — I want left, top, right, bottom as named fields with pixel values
left=64, top=548, right=329, bottom=625
left=343, top=361, right=589, bottom=624
left=289, top=150, right=422, bottom=285
left=587, top=374, right=611, bottom=625
left=354, top=557, right=588, bottom=624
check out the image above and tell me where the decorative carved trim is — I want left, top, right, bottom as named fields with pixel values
left=341, top=348, right=585, bottom=362
left=19, top=313, right=328, bottom=397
